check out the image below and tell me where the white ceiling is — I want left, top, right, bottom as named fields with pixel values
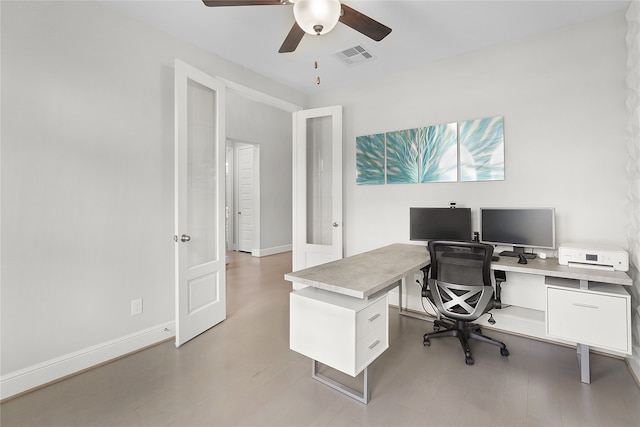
left=103, top=0, right=629, bottom=95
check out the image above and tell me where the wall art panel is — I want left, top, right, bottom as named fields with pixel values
left=459, top=116, right=505, bottom=182
left=419, top=123, right=458, bottom=183
left=356, top=133, right=386, bottom=185
left=386, top=129, right=419, bottom=184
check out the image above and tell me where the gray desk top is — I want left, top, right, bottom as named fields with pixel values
left=284, top=244, right=430, bottom=299
left=285, top=243, right=632, bottom=299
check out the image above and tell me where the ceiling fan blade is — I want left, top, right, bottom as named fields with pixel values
left=279, top=22, right=305, bottom=53
left=202, top=0, right=285, bottom=7
left=339, top=4, right=392, bottom=42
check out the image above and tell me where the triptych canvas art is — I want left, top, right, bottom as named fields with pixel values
left=356, top=116, right=505, bottom=185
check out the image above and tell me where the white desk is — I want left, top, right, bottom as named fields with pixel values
left=285, top=244, right=428, bottom=403
left=285, top=243, right=632, bottom=402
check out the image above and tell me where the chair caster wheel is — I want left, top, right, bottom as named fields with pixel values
left=423, top=337, right=431, bottom=346
left=500, top=348, right=509, bottom=357
left=465, top=356, right=474, bottom=365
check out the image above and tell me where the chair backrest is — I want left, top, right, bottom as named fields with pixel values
left=426, top=240, right=494, bottom=320
left=428, top=240, right=493, bottom=286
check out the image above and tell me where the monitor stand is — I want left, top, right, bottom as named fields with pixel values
left=499, top=246, right=537, bottom=259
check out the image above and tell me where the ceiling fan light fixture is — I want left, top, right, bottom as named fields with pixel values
left=293, top=0, right=341, bottom=35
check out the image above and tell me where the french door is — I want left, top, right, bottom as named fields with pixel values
left=292, top=106, right=343, bottom=273
left=174, top=60, right=226, bottom=347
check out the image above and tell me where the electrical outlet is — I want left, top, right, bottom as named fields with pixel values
left=131, top=298, right=143, bottom=316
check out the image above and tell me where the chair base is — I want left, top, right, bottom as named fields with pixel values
left=423, top=318, right=509, bottom=365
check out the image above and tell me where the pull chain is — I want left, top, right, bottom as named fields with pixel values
left=315, top=34, right=321, bottom=85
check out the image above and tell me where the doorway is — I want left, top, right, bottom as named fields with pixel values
left=221, top=78, right=302, bottom=258
left=226, top=139, right=260, bottom=255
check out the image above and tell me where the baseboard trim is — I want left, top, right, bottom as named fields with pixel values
left=0, top=321, right=175, bottom=401
left=252, top=245, right=292, bottom=257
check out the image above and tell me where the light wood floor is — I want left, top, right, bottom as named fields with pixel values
left=2, top=251, right=639, bottom=427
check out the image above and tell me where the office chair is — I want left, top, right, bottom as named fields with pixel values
left=422, top=240, right=509, bottom=365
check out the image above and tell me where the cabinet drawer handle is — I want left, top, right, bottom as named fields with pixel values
left=368, top=313, right=381, bottom=322
left=368, top=339, right=381, bottom=350
left=573, top=303, right=599, bottom=309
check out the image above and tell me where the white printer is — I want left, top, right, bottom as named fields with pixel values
left=558, top=243, right=629, bottom=272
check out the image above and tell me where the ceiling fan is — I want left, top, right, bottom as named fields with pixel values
left=202, top=0, right=392, bottom=53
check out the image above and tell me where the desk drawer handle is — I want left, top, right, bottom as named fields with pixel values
left=573, top=303, right=599, bottom=309
left=368, top=313, right=381, bottom=322
left=368, top=339, right=381, bottom=350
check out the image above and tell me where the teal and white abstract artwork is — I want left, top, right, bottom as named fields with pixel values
left=459, top=116, right=505, bottom=182
left=356, top=133, right=386, bottom=185
left=419, top=123, right=458, bottom=183
left=386, top=129, right=419, bottom=184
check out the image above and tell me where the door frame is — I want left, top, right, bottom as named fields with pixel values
left=218, top=78, right=301, bottom=258
left=225, top=145, right=235, bottom=252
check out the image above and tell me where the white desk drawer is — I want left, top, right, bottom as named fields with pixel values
left=356, top=325, right=388, bottom=371
left=356, top=297, right=388, bottom=340
left=546, top=286, right=630, bottom=353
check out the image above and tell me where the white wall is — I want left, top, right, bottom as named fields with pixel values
left=0, top=0, right=305, bottom=396
left=309, top=12, right=628, bottom=259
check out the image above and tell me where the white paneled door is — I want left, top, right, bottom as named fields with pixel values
left=292, top=106, right=343, bottom=272
left=237, top=145, right=255, bottom=253
left=174, top=60, right=226, bottom=347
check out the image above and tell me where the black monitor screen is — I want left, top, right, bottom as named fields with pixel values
left=480, top=208, right=555, bottom=250
left=409, top=208, right=472, bottom=242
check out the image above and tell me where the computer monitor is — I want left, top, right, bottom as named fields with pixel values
left=409, top=207, right=472, bottom=242
left=479, top=208, right=555, bottom=258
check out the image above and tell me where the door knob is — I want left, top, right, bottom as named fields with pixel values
left=333, top=222, right=339, bottom=228
left=180, top=234, right=191, bottom=242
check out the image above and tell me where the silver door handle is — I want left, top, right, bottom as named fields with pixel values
left=180, top=234, right=191, bottom=242
left=333, top=222, right=339, bottom=228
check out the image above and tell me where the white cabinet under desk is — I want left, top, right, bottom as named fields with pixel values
left=544, top=276, right=632, bottom=384
left=289, top=287, right=389, bottom=403
left=290, top=287, right=389, bottom=377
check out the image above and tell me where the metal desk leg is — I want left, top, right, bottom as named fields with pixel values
left=311, top=360, right=369, bottom=404
left=398, top=276, right=433, bottom=321
left=576, top=281, right=591, bottom=384
left=577, top=343, right=590, bottom=384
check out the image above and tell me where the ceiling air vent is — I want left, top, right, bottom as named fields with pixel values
left=334, top=45, right=375, bottom=66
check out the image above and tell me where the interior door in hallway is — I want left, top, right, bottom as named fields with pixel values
left=237, top=144, right=256, bottom=253
left=174, top=59, right=226, bottom=347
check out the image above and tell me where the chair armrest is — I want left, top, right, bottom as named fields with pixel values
left=493, top=270, right=506, bottom=309
left=421, top=264, right=432, bottom=298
